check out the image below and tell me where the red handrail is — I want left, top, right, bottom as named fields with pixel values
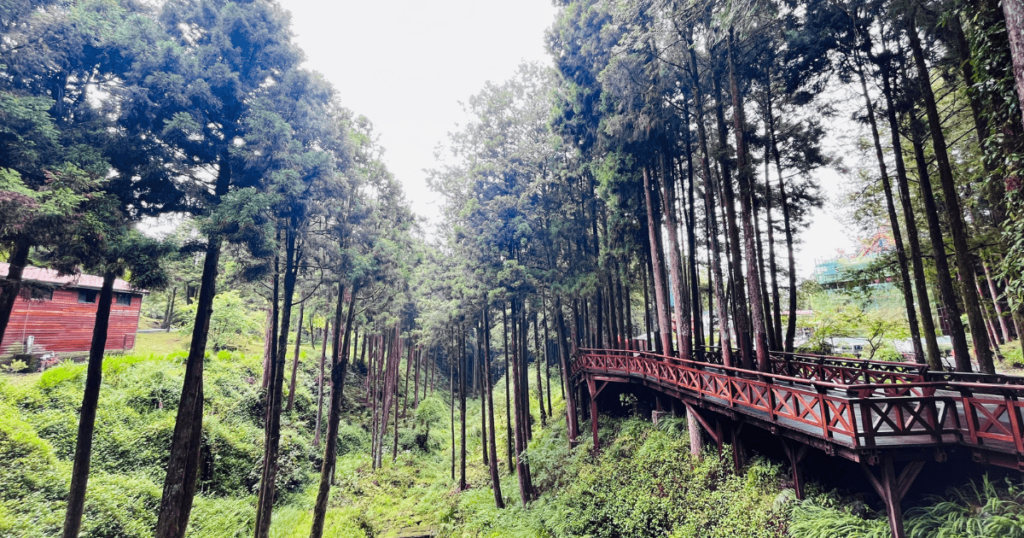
left=572, top=347, right=1024, bottom=460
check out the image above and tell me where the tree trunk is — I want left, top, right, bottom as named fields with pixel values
left=478, top=326, right=488, bottom=466
left=759, top=106, right=783, bottom=350
left=308, top=283, right=356, bottom=538
left=449, top=333, right=455, bottom=480
left=977, top=280, right=1005, bottom=358
left=643, top=166, right=674, bottom=356
left=0, top=238, right=30, bottom=352
left=984, top=262, right=1011, bottom=342
left=502, top=306, right=514, bottom=474
left=642, top=254, right=652, bottom=349
left=752, top=183, right=777, bottom=351
left=429, top=347, right=436, bottom=395
left=605, top=277, right=618, bottom=349
left=1001, top=0, right=1024, bottom=129
left=313, top=320, right=329, bottom=449
left=413, top=345, right=421, bottom=409
left=533, top=311, right=546, bottom=426
left=659, top=150, right=693, bottom=360
left=542, top=296, right=554, bottom=414
left=392, top=336, right=400, bottom=463
left=727, top=28, right=770, bottom=372
left=855, top=64, right=926, bottom=364
left=510, top=300, right=532, bottom=505
left=482, top=307, right=504, bottom=508
left=681, top=122, right=705, bottom=349
left=620, top=272, right=633, bottom=345
left=764, top=97, right=798, bottom=353
left=286, top=302, right=304, bottom=412
left=880, top=65, right=942, bottom=370
left=262, top=305, right=274, bottom=390
left=907, top=106, right=972, bottom=371
left=255, top=226, right=300, bottom=538
left=712, top=62, right=752, bottom=366
left=403, top=339, right=413, bottom=419
left=555, top=296, right=578, bottom=445
left=908, top=21, right=994, bottom=373
left=371, top=334, right=382, bottom=468
left=521, top=304, right=533, bottom=444
left=459, top=327, right=467, bottom=490
left=308, top=314, right=316, bottom=351
left=686, top=31, right=732, bottom=364
left=163, top=287, right=177, bottom=332
left=156, top=149, right=231, bottom=538
left=61, top=271, right=116, bottom=538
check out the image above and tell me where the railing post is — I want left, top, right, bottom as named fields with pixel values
left=859, top=397, right=875, bottom=449
left=960, top=389, right=980, bottom=446
left=923, top=386, right=942, bottom=445
left=816, top=385, right=831, bottom=440
left=1004, top=392, right=1024, bottom=454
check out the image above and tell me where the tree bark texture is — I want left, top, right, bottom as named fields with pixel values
left=727, top=28, right=770, bottom=372
left=0, top=238, right=30, bottom=352
left=308, top=284, right=356, bottom=538
left=908, top=21, right=994, bottom=373
left=286, top=302, right=304, bottom=412
left=62, top=272, right=117, bottom=538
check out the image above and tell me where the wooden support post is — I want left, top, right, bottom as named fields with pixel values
left=730, top=421, right=746, bottom=472
left=861, top=458, right=925, bottom=538
left=780, top=438, right=808, bottom=500
left=685, top=403, right=722, bottom=457
left=587, top=376, right=600, bottom=451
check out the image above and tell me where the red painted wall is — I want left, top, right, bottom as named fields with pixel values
left=0, top=288, right=143, bottom=355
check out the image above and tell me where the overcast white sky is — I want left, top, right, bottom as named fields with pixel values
left=283, top=0, right=854, bottom=279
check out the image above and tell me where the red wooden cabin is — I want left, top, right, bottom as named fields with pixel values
left=0, top=263, right=144, bottom=356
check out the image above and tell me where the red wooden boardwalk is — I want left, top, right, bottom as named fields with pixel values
left=570, top=347, right=1024, bottom=537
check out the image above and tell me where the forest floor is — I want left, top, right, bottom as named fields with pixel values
left=1, top=332, right=1023, bottom=537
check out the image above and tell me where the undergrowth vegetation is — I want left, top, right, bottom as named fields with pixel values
left=790, top=475, right=1024, bottom=538
left=2, top=348, right=1024, bottom=537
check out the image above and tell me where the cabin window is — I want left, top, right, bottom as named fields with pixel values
left=78, top=290, right=97, bottom=304
left=29, top=287, right=52, bottom=301
left=116, top=293, right=132, bottom=306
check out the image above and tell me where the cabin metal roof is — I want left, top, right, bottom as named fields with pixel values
left=0, top=263, right=141, bottom=294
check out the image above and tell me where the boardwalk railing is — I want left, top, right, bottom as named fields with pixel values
left=571, top=347, right=1024, bottom=468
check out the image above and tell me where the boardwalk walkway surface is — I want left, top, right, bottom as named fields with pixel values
left=570, top=347, right=1024, bottom=537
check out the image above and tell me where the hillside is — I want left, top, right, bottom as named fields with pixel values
left=2, top=333, right=1023, bottom=537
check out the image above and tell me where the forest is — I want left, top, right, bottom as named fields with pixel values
left=2, top=0, right=1024, bottom=536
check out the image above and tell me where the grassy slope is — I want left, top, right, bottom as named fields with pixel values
left=2, top=333, right=1023, bottom=537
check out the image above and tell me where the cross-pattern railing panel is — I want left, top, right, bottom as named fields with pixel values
left=572, top=348, right=1024, bottom=459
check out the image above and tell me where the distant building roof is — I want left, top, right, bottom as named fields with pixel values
left=0, top=263, right=138, bottom=293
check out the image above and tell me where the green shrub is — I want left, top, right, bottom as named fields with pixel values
left=38, top=361, right=85, bottom=390
left=335, top=422, right=368, bottom=454
left=872, top=345, right=905, bottom=363
left=77, top=472, right=161, bottom=538
left=199, top=418, right=262, bottom=497
left=453, top=417, right=787, bottom=538
left=904, top=475, right=1024, bottom=537
left=789, top=502, right=890, bottom=538
left=0, top=400, right=67, bottom=537
left=186, top=496, right=254, bottom=538
left=1005, top=345, right=1024, bottom=369
left=0, top=359, right=29, bottom=373
left=790, top=475, right=1024, bottom=538
left=0, top=400, right=62, bottom=500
